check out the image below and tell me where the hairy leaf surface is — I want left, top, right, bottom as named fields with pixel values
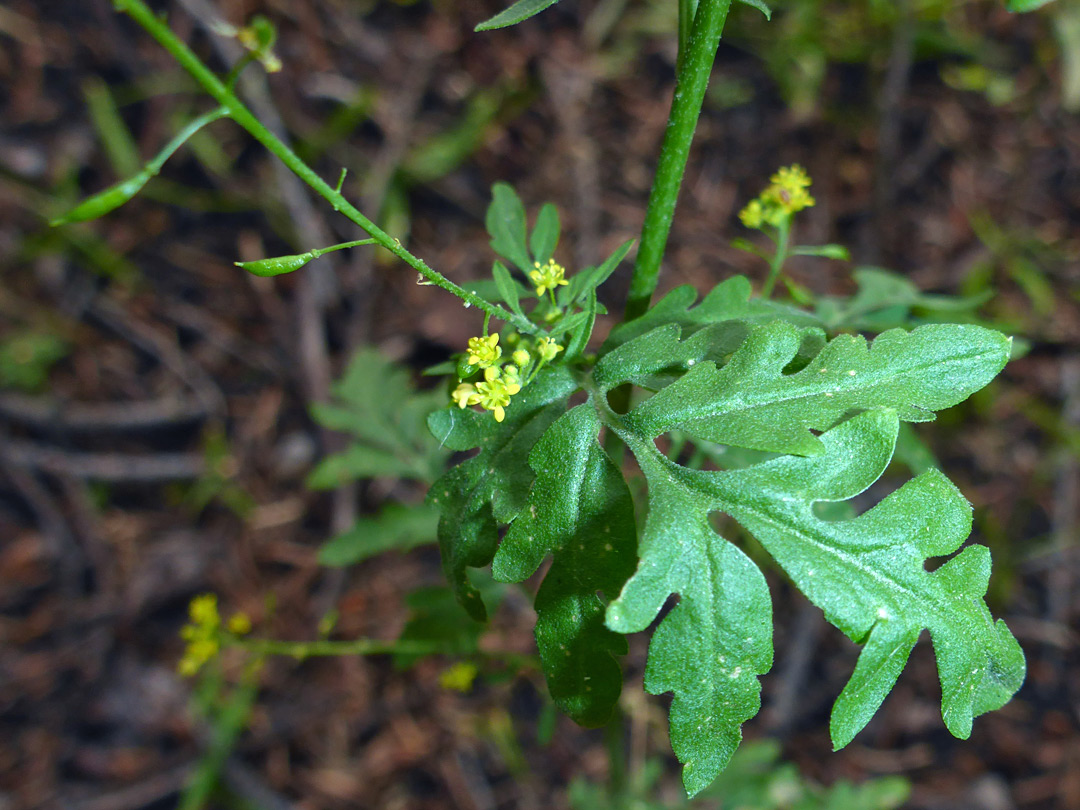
left=602, top=276, right=816, bottom=351
left=494, top=404, right=637, bottom=725
left=608, top=409, right=1023, bottom=794
left=622, top=320, right=1010, bottom=456
left=604, top=422, right=773, bottom=795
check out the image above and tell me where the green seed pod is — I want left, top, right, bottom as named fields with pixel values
left=235, top=252, right=316, bottom=277
left=50, top=170, right=152, bottom=226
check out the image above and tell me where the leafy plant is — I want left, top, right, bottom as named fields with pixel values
left=51, top=0, right=1044, bottom=799
left=426, top=183, right=1023, bottom=794
left=308, top=347, right=449, bottom=566
left=0, top=331, right=69, bottom=392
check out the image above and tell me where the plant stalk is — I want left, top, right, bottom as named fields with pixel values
left=238, top=636, right=535, bottom=668
left=761, top=217, right=791, bottom=299
left=113, top=0, right=536, bottom=334
left=624, top=0, right=732, bottom=322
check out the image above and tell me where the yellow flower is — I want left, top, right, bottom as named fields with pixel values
left=189, top=593, right=220, bottom=626
left=227, top=613, right=253, bottom=635
left=451, top=382, right=482, bottom=409
left=466, top=334, right=502, bottom=367
left=529, top=259, right=569, bottom=296
left=512, top=349, right=531, bottom=367
left=765, top=164, right=815, bottom=215
left=536, top=337, right=563, bottom=363
left=178, top=593, right=222, bottom=676
left=739, top=199, right=765, bottom=229
left=439, top=661, right=479, bottom=692
left=770, top=164, right=812, bottom=192
left=476, top=365, right=522, bottom=422
left=739, top=165, right=816, bottom=230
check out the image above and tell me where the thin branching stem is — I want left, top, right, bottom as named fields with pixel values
left=113, top=0, right=538, bottom=334
left=761, top=217, right=791, bottom=299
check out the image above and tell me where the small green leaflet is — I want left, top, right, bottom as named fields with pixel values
left=559, top=239, right=635, bottom=310
left=493, top=403, right=637, bottom=726
left=318, top=502, right=439, bottom=566
left=530, top=203, right=560, bottom=265
left=427, top=367, right=577, bottom=619
left=475, top=0, right=560, bottom=30
left=620, top=320, right=1011, bottom=456
left=1006, top=0, right=1056, bottom=10
left=486, top=182, right=533, bottom=272
left=493, top=260, right=527, bottom=318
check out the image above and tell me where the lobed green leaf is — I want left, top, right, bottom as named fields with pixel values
left=704, top=410, right=1025, bottom=748
left=606, top=427, right=773, bottom=796
left=609, top=409, right=1023, bottom=793
left=318, top=502, right=439, bottom=566
left=427, top=367, right=577, bottom=619
left=622, top=320, right=1011, bottom=456
left=494, top=404, right=637, bottom=725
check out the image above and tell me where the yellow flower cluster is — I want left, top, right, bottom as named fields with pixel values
left=452, top=334, right=563, bottom=422
left=453, top=365, right=522, bottom=422
left=178, top=593, right=252, bottom=676
left=179, top=594, right=221, bottom=676
left=466, top=333, right=502, bottom=367
left=738, top=164, right=816, bottom=228
left=439, top=661, right=479, bottom=692
left=529, top=259, right=569, bottom=296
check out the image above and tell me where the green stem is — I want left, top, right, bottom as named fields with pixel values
left=604, top=707, right=627, bottom=796
left=146, top=107, right=230, bottom=173
left=113, top=0, right=537, bottom=335
left=223, top=51, right=256, bottom=91
left=311, top=238, right=377, bottom=257
left=761, top=216, right=791, bottom=299
left=677, top=0, right=699, bottom=72
left=236, top=636, right=536, bottom=668
left=624, top=0, right=732, bottom=322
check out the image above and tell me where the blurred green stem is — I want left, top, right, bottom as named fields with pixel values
left=761, top=216, right=791, bottom=299
left=624, top=0, right=732, bottom=322
left=237, top=636, right=536, bottom=668
left=112, top=0, right=537, bottom=334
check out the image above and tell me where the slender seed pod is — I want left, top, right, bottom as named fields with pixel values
left=50, top=170, right=152, bottom=226
left=235, top=252, right=317, bottom=277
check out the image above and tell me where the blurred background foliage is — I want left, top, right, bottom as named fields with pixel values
left=1, top=0, right=1077, bottom=807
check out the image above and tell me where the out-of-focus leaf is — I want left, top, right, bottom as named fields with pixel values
left=318, top=502, right=439, bottom=566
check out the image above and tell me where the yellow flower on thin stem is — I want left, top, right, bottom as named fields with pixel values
left=475, top=365, right=522, bottom=422
left=227, top=613, right=253, bottom=635
left=738, top=164, right=816, bottom=231
left=738, top=199, right=766, bottom=229
left=529, top=259, right=569, bottom=297
left=452, top=382, right=482, bottom=409
left=536, top=337, right=563, bottom=363
left=466, top=334, right=502, bottom=367
left=179, top=593, right=223, bottom=676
